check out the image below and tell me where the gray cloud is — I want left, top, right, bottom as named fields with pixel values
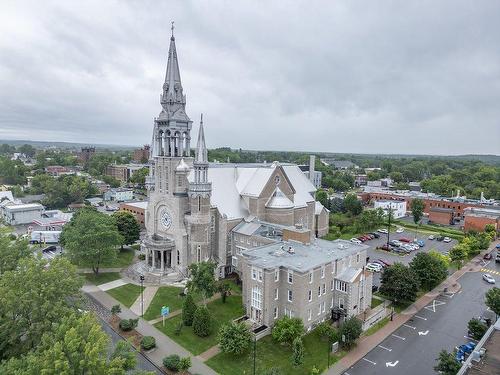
left=0, top=0, right=499, bottom=154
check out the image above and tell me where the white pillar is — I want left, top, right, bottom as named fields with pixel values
left=179, top=134, right=184, bottom=157
left=152, top=250, right=156, bottom=269
left=163, top=133, right=168, bottom=156
left=170, top=137, right=175, bottom=157
left=161, top=251, right=165, bottom=272
left=185, top=137, right=190, bottom=156
left=145, top=249, right=149, bottom=266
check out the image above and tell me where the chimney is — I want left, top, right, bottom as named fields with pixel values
left=309, top=155, right=315, bottom=183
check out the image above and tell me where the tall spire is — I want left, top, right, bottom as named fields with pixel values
left=161, top=22, right=185, bottom=110
left=195, top=114, right=208, bottom=164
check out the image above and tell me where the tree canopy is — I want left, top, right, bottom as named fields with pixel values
left=409, top=252, right=448, bottom=291
left=113, top=211, right=140, bottom=248
left=187, top=261, right=217, bottom=305
left=379, top=263, right=420, bottom=303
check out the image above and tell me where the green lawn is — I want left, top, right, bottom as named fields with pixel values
left=207, top=329, right=345, bottom=375
left=371, top=297, right=383, bottom=309
left=154, top=295, right=245, bottom=355
left=107, top=283, right=145, bottom=308
left=82, top=272, right=121, bottom=285
left=143, top=286, right=197, bottom=321
left=71, top=248, right=136, bottom=269
left=363, top=316, right=390, bottom=337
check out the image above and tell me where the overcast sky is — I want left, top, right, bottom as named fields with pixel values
left=1, top=1, right=499, bottom=155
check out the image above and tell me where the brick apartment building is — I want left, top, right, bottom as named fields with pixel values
left=105, top=164, right=147, bottom=183
left=119, top=201, right=147, bottom=227
left=133, top=145, right=150, bottom=163
left=78, top=147, right=95, bottom=164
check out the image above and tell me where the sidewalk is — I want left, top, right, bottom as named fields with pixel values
left=327, top=246, right=492, bottom=375
left=83, top=288, right=217, bottom=375
left=78, top=267, right=123, bottom=273
left=130, top=286, right=158, bottom=315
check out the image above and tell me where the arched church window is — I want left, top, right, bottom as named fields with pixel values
left=197, top=245, right=201, bottom=263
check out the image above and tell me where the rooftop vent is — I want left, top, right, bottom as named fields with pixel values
left=288, top=246, right=295, bottom=254
left=295, top=223, right=303, bottom=229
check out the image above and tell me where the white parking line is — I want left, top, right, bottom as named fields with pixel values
left=378, top=345, right=392, bottom=352
left=403, top=323, right=416, bottom=330
left=414, top=315, right=427, bottom=321
left=464, top=336, right=478, bottom=342
left=362, top=358, right=377, bottom=365
left=392, top=333, right=406, bottom=341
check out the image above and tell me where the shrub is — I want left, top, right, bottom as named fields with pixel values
left=316, top=322, right=337, bottom=342
left=174, top=321, right=183, bottom=336
left=138, top=253, right=145, bottom=261
left=468, top=318, right=488, bottom=340
left=218, top=322, right=252, bottom=355
left=111, top=340, right=136, bottom=370
left=339, top=316, right=363, bottom=350
left=272, top=316, right=304, bottom=344
left=163, top=354, right=181, bottom=371
left=182, top=293, right=197, bottom=326
left=291, top=337, right=304, bottom=367
left=179, top=356, right=192, bottom=372
left=111, top=304, right=121, bottom=315
left=193, top=306, right=212, bottom=337
left=140, top=336, right=156, bottom=350
left=119, top=318, right=139, bottom=332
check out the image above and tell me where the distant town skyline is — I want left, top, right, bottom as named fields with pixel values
left=1, top=1, right=499, bottom=155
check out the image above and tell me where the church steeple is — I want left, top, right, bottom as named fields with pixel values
left=190, top=115, right=211, bottom=193
left=161, top=22, right=185, bottom=111
left=194, top=114, right=208, bottom=165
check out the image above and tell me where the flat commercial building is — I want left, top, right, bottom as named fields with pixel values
left=106, top=164, right=148, bottom=183
left=1, top=202, right=44, bottom=225
left=428, top=207, right=454, bottom=225
left=104, top=188, right=134, bottom=202
left=374, top=200, right=406, bottom=219
left=463, top=207, right=500, bottom=232
left=120, top=201, right=148, bottom=227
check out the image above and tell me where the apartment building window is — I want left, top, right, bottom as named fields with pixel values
left=330, top=280, right=334, bottom=291
left=196, top=245, right=201, bottom=263
left=332, top=260, right=337, bottom=274
left=309, top=272, right=313, bottom=284
left=335, top=280, right=348, bottom=293
left=322, top=283, right=326, bottom=295
left=210, top=215, right=215, bottom=232
left=317, top=304, right=321, bottom=315
left=274, top=269, right=279, bottom=282
left=308, top=309, right=312, bottom=321
left=284, top=308, right=294, bottom=318
left=322, top=301, right=326, bottom=313
left=317, top=286, right=321, bottom=297
left=321, top=266, right=325, bottom=278
left=288, top=271, right=293, bottom=284
left=308, top=290, right=312, bottom=302
left=251, top=286, right=262, bottom=310
left=330, top=296, right=334, bottom=308
left=231, top=256, right=238, bottom=267
left=339, top=298, right=345, bottom=310
left=275, top=288, right=279, bottom=300
left=274, top=307, right=278, bottom=319
left=288, top=290, right=293, bottom=302
left=251, top=267, right=262, bottom=281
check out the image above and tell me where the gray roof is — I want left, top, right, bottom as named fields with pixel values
left=242, top=239, right=368, bottom=273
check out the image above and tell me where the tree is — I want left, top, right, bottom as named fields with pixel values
left=409, top=252, right=448, bottom=291
left=411, top=198, right=425, bottom=225
left=434, top=350, right=461, bottom=375
left=187, top=261, right=218, bottom=305
left=113, top=211, right=140, bottom=249
left=484, top=223, right=496, bottom=237
left=218, top=322, right=252, bottom=355
left=193, top=306, right=212, bottom=337
left=217, top=281, right=232, bottom=303
left=291, top=337, right=305, bottom=367
left=379, top=263, right=420, bottom=304
left=111, top=340, right=137, bottom=371
left=60, top=209, right=123, bottom=274
left=449, top=244, right=467, bottom=268
left=0, top=229, right=31, bottom=275
left=178, top=356, right=192, bottom=372
left=182, top=293, right=197, bottom=326
left=272, top=316, right=304, bottom=344
left=467, top=318, right=488, bottom=340
left=485, top=287, right=500, bottom=318
left=18, top=144, right=36, bottom=157
left=428, top=250, right=451, bottom=269
left=316, top=190, right=329, bottom=208
left=0, top=257, right=83, bottom=359
left=129, top=167, right=149, bottom=185
left=111, top=304, right=122, bottom=316
left=344, top=193, right=362, bottom=216
left=339, top=316, right=363, bottom=350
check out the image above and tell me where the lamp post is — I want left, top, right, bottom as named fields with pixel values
left=139, top=274, right=145, bottom=317
left=386, top=204, right=392, bottom=249
left=253, top=334, right=257, bottom=375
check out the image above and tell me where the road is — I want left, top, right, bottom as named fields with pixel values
left=343, top=257, right=499, bottom=375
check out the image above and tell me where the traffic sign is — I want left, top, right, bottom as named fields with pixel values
left=161, top=306, right=169, bottom=317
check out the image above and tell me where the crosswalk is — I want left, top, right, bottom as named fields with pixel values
left=480, top=268, right=500, bottom=276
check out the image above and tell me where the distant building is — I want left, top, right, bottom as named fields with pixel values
left=91, top=180, right=110, bottom=194
left=374, top=200, right=407, bottom=219
left=408, top=182, right=421, bottom=192
left=322, top=159, right=358, bottom=170
left=463, top=207, right=500, bottom=232
left=120, top=201, right=148, bottom=227
left=428, top=207, right=454, bottom=225
left=45, top=165, right=74, bottom=177
left=367, top=178, right=393, bottom=188
left=78, top=147, right=95, bottom=164
left=104, top=188, right=134, bottom=202
left=133, top=145, right=150, bottom=163
left=299, top=156, right=322, bottom=189
left=1, top=202, right=44, bottom=225
left=106, top=164, right=147, bottom=183
left=354, top=174, right=368, bottom=187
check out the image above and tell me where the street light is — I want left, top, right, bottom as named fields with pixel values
left=139, top=274, right=145, bottom=317
left=253, top=334, right=257, bottom=375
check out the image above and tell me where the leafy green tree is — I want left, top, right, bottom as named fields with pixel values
left=339, top=316, right=362, bottom=350
left=379, top=263, right=420, bottom=304
left=129, top=167, right=149, bottom=185
left=467, top=318, right=488, bottom=340
left=0, top=257, right=83, bottom=359
left=428, top=250, right=451, bottom=269
left=18, top=144, right=36, bottom=157
left=434, top=350, right=461, bottom=375
left=113, top=211, right=140, bottom=249
left=218, top=322, right=252, bottom=355
left=111, top=304, right=122, bottom=316
left=217, top=281, right=232, bottom=303
left=316, top=190, right=329, bottom=208
left=111, top=340, right=137, bottom=371
left=484, top=223, right=496, bottom=237
left=102, top=174, right=121, bottom=188
left=449, top=244, right=468, bottom=268
left=291, top=337, right=305, bottom=367
left=182, top=293, right=197, bottom=326
left=187, top=261, right=218, bottom=305
left=485, top=287, right=500, bottom=317
left=272, top=316, right=304, bottom=345
left=409, top=252, right=448, bottom=291
left=193, top=306, right=212, bottom=337
left=61, top=209, right=123, bottom=274
left=344, top=193, right=362, bottom=216
left=411, top=198, right=425, bottom=227
left=0, top=229, right=31, bottom=275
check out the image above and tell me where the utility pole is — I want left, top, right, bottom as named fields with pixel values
left=386, top=204, right=392, bottom=249
left=253, top=335, right=257, bottom=375
left=140, top=274, right=145, bottom=317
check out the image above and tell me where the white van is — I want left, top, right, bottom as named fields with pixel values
left=30, top=231, right=61, bottom=244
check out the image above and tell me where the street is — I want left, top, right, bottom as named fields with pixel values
left=343, top=257, right=499, bottom=375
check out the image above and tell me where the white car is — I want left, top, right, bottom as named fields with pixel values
left=350, top=238, right=362, bottom=245
left=482, top=274, right=495, bottom=284
left=377, top=228, right=389, bottom=234
left=428, top=235, right=435, bottom=240
left=396, top=227, right=404, bottom=233
left=366, top=263, right=383, bottom=272
left=443, top=237, right=452, bottom=243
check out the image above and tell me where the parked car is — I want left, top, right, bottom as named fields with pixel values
left=416, top=240, right=425, bottom=247
left=399, top=237, right=411, bottom=243
left=366, top=263, right=383, bottom=272
left=482, top=273, right=496, bottom=284
left=372, top=260, right=386, bottom=268
left=42, top=245, right=57, bottom=252
left=350, top=238, right=362, bottom=245
left=443, top=237, right=452, bottom=243
left=390, top=240, right=402, bottom=247
left=496, top=243, right=500, bottom=249
left=370, top=232, right=380, bottom=238
left=455, top=350, right=465, bottom=363
left=428, top=235, right=435, bottom=240
left=377, top=258, right=392, bottom=267
left=357, top=236, right=367, bottom=242
left=366, top=234, right=375, bottom=240
left=396, top=227, right=404, bottom=233
left=379, top=244, right=391, bottom=251
left=377, top=228, right=388, bottom=234
left=436, top=235, right=444, bottom=241
left=483, top=252, right=493, bottom=260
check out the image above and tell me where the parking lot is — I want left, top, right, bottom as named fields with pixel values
left=344, top=257, right=499, bottom=375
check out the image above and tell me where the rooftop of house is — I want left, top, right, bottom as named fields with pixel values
left=122, top=201, right=148, bottom=210
left=241, top=239, right=368, bottom=273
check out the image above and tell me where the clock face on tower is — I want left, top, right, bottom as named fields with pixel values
left=160, top=208, right=172, bottom=229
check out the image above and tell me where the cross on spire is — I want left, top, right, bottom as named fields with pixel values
left=171, top=21, right=175, bottom=39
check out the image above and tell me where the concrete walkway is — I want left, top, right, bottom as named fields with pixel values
left=130, top=286, right=158, bottom=316
left=82, top=287, right=217, bottom=375
left=198, top=345, right=221, bottom=361
left=326, top=242, right=497, bottom=375
left=78, top=267, right=123, bottom=273
left=98, top=279, right=128, bottom=291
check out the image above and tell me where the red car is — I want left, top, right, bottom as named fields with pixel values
left=483, top=253, right=493, bottom=260
left=377, top=258, right=392, bottom=267
left=399, top=237, right=411, bottom=243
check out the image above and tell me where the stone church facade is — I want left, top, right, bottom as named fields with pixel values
left=142, top=31, right=330, bottom=279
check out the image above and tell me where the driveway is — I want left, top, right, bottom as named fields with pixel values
left=343, top=260, right=499, bottom=375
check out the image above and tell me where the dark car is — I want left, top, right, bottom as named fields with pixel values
left=483, top=253, right=493, bottom=260
left=42, top=245, right=57, bottom=252
left=370, top=232, right=380, bottom=239
left=436, top=235, right=444, bottom=241
left=399, top=237, right=411, bottom=243
left=379, top=244, right=391, bottom=251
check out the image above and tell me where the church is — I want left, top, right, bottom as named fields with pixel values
left=142, top=30, right=331, bottom=279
